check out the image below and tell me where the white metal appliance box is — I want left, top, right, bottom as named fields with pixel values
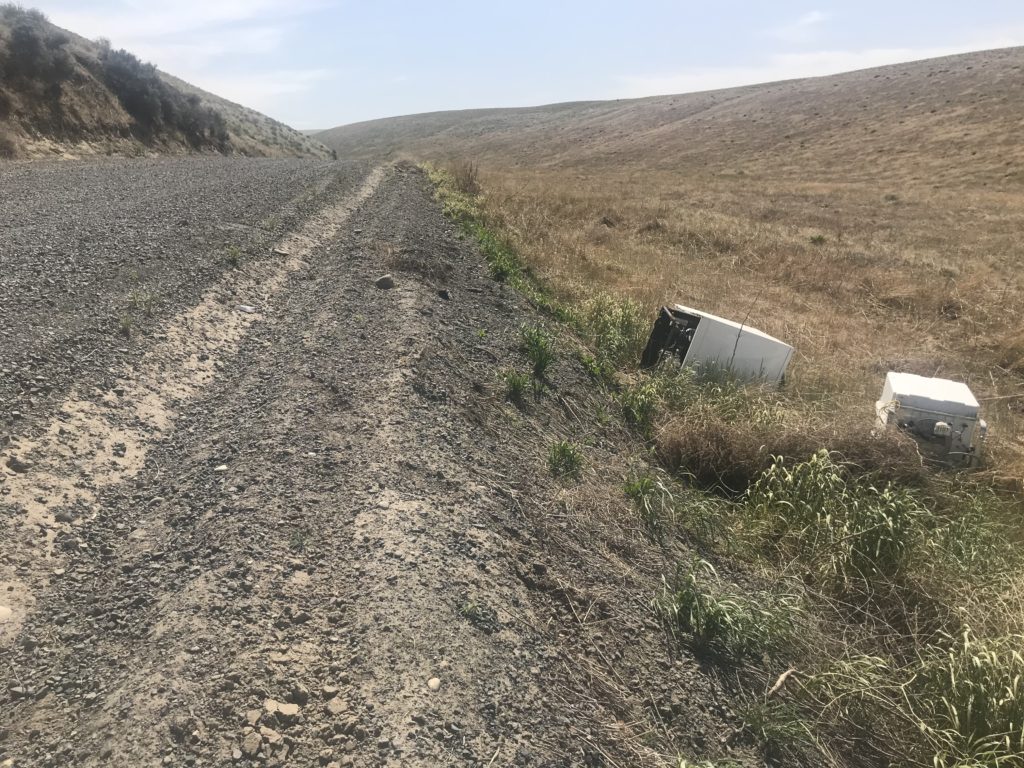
left=875, top=372, right=986, bottom=466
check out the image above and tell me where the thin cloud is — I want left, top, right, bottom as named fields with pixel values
left=615, top=35, right=1024, bottom=98
left=191, top=69, right=335, bottom=111
left=765, top=10, right=828, bottom=43
left=34, top=0, right=333, bottom=120
left=44, top=0, right=327, bottom=41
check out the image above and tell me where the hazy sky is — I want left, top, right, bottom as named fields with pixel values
left=30, top=1, right=1024, bottom=129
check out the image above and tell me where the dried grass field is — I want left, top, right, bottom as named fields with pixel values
left=319, top=47, right=1024, bottom=766
left=479, top=165, right=1024, bottom=476
left=319, top=45, right=1024, bottom=478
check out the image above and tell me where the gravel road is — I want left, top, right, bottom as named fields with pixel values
left=1, top=159, right=760, bottom=767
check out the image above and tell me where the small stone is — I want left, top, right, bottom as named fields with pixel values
left=326, top=697, right=347, bottom=716
left=264, top=698, right=280, bottom=713
left=231, top=748, right=242, bottom=761
left=374, top=274, right=395, bottom=290
left=259, top=726, right=284, bottom=745
left=427, top=677, right=441, bottom=692
left=276, top=702, right=300, bottom=722
left=245, top=709, right=262, bottom=726
left=214, top=464, right=229, bottom=473
left=437, top=289, right=451, bottom=301
left=236, top=305, right=258, bottom=314
left=321, top=685, right=339, bottom=698
left=5, top=456, right=32, bottom=473
left=241, top=732, right=262, bottom=757
left=289, top=683, right=310, bottom=706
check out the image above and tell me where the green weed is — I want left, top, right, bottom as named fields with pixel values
left=127, top=288, right=157, bottom=317
left=521, top=324, right=556, bottom=379
left=620, top=379, right=659, bottom=434
left=655, top=559, right=800, bottom=661
left=572, top=293, right=649, bottom=369
left=502, top=368, right=529, bottom=405
left=548, top=440, right=584, bottom=478
left=288, top=527, right=307, bottom=551
left=745, top=450, right=922, bottom=596
left=624, top=469, right=677, bottom=541
left=225, top=244, right=243, bottom=268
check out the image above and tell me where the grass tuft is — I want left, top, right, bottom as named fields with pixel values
left=520, top=324, right=556, bottom=379
left=655, top=559, right=800, bottom=661
left=548, top=440, right=584, bottom=478
left=502, top=368, right=529, bottom=406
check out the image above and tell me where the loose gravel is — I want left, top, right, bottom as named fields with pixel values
left=1, top=159, right=763, bottom=767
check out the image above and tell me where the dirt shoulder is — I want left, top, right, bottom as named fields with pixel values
left=1, top=162, right=761, bottom=767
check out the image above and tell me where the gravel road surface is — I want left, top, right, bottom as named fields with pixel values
left=0, top=159, right=759, bottom=767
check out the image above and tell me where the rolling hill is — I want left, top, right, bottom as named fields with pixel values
left=0, top=5, right=332, bottom=159
left=319, top=45, right=1024, bottom=475
left=317, top=46, right=1024, bottom=187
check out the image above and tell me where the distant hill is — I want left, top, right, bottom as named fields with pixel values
left=0, top=5, right=332, bottom=160
left=316, top=46, right=1024, bottom=187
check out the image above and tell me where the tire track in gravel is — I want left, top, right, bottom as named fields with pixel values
left=3, top=163, right=764, bottom=768
left=0, top=166, right=384, bottom=645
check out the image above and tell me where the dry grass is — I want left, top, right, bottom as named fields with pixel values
left=478, top=168, right=1024, bottom=478
left=405, top=49, right=1024, bottom=764
left=321, top=46, right=1024, bottom=478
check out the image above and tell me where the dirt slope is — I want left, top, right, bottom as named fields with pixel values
left=1, top=160, right=760, bottom=767
left=0, top=6, right=331, bottom=160
left=316, top=46, right=1024, bottom=186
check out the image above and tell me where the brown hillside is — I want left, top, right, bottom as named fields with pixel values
left=320, top=47, right=1024, bottom=475
left=318, top=46, right=1024, bottom=186
left=0, top=4, right=332, bottom=159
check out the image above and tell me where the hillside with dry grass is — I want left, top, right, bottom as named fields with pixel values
left=316, top=51, right=1024, bottom=767
left=0, top=4, right=332, bottom=159
left=319, top=46, right=1024, bottom=477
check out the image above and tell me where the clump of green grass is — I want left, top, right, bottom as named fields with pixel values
left=572, top=293, right=649, bottom=370
left=769, top=627, right=1024, bottom=768
left=127, top=288, right=157, bottom=317
left=548, top=440, right=584, bottom=478
left=225, top=244, right=243, bottom=268
left=118, top=314, right=133, bottom=338
left=916, top=627, right=1024, bottom=766
left=578, top=351, right=615, bottom=384
left=475, top=225, right=520, bottom=281
left=624, top=469, right=677, bottom=542
left=620, top=379, right=660, bottom=434
left=521, top=324, right=555, bottom=379
left=654, top=559, right=800, bottom=661
left=288, top=527, right=307, bottom=551
left=809, top=233, right=827, bottom=245
left=745, top=450, right=922, bottom=597
left=502, top=368, right=529, bottom=405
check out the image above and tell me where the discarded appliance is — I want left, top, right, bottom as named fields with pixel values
left=875, top=372, right=987, bottom=467
left=641, top=304, right=794, bottom=384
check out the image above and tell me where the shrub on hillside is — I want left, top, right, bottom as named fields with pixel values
left=0, top=128, right=18, bottom=158
left=0, top=13, right=75, bottom=97
left=97, top=48, right=228, bottom=149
